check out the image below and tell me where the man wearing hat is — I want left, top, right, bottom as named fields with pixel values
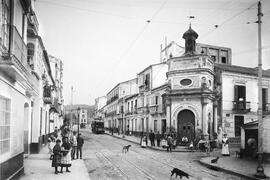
left=77, top=133, right=84, bottom=159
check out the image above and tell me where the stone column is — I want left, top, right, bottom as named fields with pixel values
left=213, top=101, right=218, bottom=134
left=202, top=98, right=208, bottom=140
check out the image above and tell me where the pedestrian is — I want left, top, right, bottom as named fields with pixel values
left=167, top=134, right=173, bottom=152
left=149, top=130, right=155, bottom=146
left=53, top=126, right=58, bottom=139
left=60, top=137, right=72, bottom=173
left=48, top=138, right=55, bottom=160
left=156, top=131, right=161, bottom=147
left=140, top=131, right=143, bottom=145
left=71, top=131, right=77, bottom=160
left=51, top=139, right=61, bottom=174
left=221, top=134, right=230, bottom=156
left=77, top=133, right=84, bottom=159
left=141, top=135, right=147, bottom=148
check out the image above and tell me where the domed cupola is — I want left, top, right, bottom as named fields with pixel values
left=182, top=24, right=199, bottom=55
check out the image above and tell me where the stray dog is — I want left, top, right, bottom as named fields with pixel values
left=122, top=145, right=131, bottom=153
left=211, top=156, right=219, bottom=163
left=171, top=168, right=189, bottom=179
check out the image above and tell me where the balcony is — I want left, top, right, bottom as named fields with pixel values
left=50, top=98, right=60, bottom=113
left=0, top=24, right=30, bottom=81
left=149, top=105, right=165, bottom=115
left=43, top=85, right=52, bottom=104
left=232, top=101, right=251, bottom=113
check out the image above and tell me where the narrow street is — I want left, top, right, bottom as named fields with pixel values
left=81, top=129, right=241, bottom=180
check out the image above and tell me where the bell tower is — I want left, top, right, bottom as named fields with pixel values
left=182, top=24, right=198, bottom=55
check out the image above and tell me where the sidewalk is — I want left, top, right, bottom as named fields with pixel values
left=105, top=131, right=196, bottom=152
left=199, top=156, right=270, bottom=180
left=20, top=145, right=90, bottom=180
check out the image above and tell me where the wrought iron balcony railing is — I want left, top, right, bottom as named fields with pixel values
left=232, top=101, right=251, bottom=112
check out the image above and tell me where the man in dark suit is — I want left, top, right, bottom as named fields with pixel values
left=77, top=133, right=84, bottom=159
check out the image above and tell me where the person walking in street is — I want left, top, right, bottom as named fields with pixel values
left=167, top=134, right=173, bottom=152
left=60, top=137, right=72, bottom=173
left=48, top=138, right=55, bottom=160
left=149, top=130, right=155, bottom=146
left=71, top=131, right=77, bottom=160
left=156, top=131, right=161, bottom=147
left=51, top=139, right=61, bottom=174
left=77, top=133, right=84, bottom=159
left=221, top=134, right=230, bottom=156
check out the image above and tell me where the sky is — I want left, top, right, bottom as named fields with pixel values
left=34, top=0, right=270, bottom=105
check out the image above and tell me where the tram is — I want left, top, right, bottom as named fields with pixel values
left=91, top=121, right=105, bottom=134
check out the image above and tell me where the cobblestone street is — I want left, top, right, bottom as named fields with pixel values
left=82, top=129, right=242, bottom=180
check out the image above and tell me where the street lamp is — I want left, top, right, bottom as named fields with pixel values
left=77, top=107, right=81, bottom=135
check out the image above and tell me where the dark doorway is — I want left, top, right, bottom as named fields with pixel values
left=161, top=119, right=166, bottom=134
left=234, top=116, right=244, bottom=137
left=177, top=110, right=195, bottom=143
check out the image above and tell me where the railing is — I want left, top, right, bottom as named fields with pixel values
left=232, top=101, right=251, bottom=112
left=149, top=104, right=165, bottom=114
left=1, top=24, right=29, bottom=73
left=10, top=24, right=28, bottom=68
left=43, top=85, right=52, bottom=104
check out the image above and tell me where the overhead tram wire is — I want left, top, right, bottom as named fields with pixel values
left=200, top=1, right=258, bottom=41
left=95, top=0, right=170, bottom=91
left=37, top=0, right=135, bottom=19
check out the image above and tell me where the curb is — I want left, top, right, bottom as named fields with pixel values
left=105, top=133, right=194, bottom=152
left=199, top=159, right=265, bottom=180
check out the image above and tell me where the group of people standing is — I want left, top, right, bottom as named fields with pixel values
left=48, top=126, right=84, bottom=174
left=140, top=130, right=175, bottom=152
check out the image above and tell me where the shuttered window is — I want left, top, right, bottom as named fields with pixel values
left=0, top=96, right=11, bottom=155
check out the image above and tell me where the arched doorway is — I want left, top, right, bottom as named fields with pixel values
left=177, top=109, right=195, bottom=143
left=24, top=103, right=30, bottom=154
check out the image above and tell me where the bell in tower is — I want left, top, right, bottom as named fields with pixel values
left=182, top=24, right=199, bottom=55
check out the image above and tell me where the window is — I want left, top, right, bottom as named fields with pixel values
left=154, top=120, right=157, bottom=132
left=145, top=74, right=150, bottom=90
left=155, top=96, right=158, bottom=105
left=0, top=96, right=11, bottom=155
left=180, top=79, right=192, bottom=86
left=234, top=85, right=246, bottom=101
left=211, top=55, right=216, bottom=62
left=131, top=101, right=133, bottom=111
left=221, top=57, right=227, bottom=64
left=127, top=102, right=130, bottom=112
left=135, top=119, right=137, bottom=131
left=27, top=43, right=35, bottom=66
left=135, top=100, right=137, bottom=109
left=2, top=0, right=10, bottom=49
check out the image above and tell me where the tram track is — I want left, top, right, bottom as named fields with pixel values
left=83, top=131, right=240, bottom=180
left=100, top=134, right=240, bottom=180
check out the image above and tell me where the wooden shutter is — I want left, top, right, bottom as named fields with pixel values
left=234, top=85, right=238, bottom=101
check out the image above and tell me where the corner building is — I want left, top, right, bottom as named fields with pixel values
left=166, top=26, right=217, bottom=143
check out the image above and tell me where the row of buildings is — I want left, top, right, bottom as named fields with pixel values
left=64, top=104, right=95, bottom=128
left=0, top=1, right=64, bottom=179
left=95, top=25, right=270, bottom=157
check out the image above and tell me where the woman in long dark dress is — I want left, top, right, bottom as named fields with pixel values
left=60, top=137, right=72, bottom=173
left=51, top=139, right=62, bottom=174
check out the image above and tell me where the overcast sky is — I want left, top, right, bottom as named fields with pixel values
left=35, top=0, right=270, bottom=105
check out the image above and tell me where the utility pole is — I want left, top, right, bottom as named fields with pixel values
left=255, top=1, right=266, bottom=178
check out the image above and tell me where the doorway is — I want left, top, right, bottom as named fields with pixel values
left=177, top=110, right=195, bottom=143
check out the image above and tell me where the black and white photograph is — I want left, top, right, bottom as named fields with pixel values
left=0, top=0, right=270, bottom=179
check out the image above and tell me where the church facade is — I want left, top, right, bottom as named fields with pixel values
left=101, top=26, right=270, bottom=154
